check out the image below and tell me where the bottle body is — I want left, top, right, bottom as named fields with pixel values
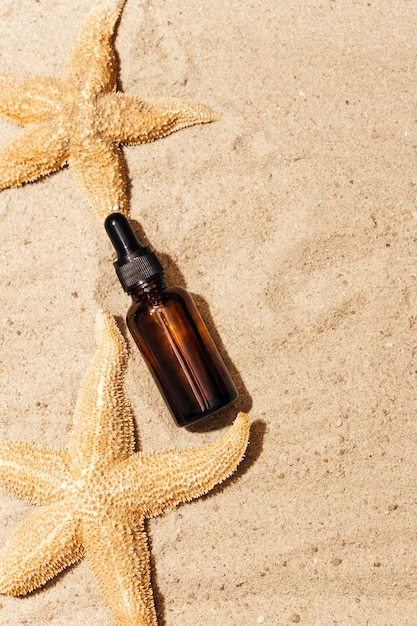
left=127, top=280, right=239, bottom=426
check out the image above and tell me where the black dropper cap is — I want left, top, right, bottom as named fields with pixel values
left=105, top=213, right=164, bottom=293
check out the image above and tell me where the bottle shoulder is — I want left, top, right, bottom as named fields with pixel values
left=162, top=284, right=192, bottom=300
left=127, top=283, right=194, bottom=317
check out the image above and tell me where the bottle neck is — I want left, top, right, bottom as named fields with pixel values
left=129, top=275, right=168, bottom=304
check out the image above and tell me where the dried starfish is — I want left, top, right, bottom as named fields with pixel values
left=0, top=310, right=249, bottom=626
left=0, top=0, right=217, bottom=220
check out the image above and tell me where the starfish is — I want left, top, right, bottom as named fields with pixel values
left=0, top=0, right=217, bottom=220
left=0, top=310, right=249, bottom=626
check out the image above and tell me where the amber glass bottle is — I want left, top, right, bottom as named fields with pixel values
left=105, top=213, right=239, bottom=426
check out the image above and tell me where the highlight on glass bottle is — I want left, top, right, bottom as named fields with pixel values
left=105, top=212, right=239, bottom=426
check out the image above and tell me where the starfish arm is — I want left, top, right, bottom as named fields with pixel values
left=0, top=76, right=63, bottom=126
left=120, top=412, right=250, bottom=516
left=0, top=440, right=70, bottom=506
left=0, top=121, right=69, bottom=190
left=62, top=0, right=126, bottom=96
left=69, top=137, right=129, bottom=219
left=99, top=93, right=219, bottom=144
left=83, top=513, right=157, bottom=626
left=0, top=500, right=82, bottom=596
left=68, top=311, right=135, bottom=471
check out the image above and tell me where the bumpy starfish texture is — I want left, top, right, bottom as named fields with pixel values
left=0, top=310, right=249, bottom=626
left=0, top=0, right=217, bottom=220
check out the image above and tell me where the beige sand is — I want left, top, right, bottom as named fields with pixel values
left=0, top=0, right=416, bottom=624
